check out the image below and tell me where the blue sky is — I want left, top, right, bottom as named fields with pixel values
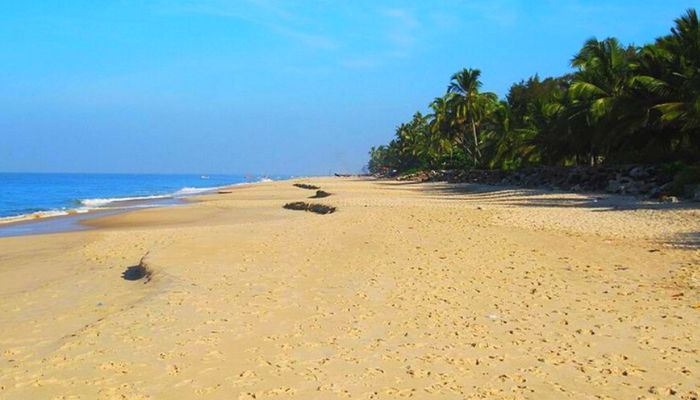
left=0, top=1, right=694, bottom=175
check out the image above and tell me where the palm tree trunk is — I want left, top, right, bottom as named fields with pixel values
left=471, top=120, right=481, bottom=165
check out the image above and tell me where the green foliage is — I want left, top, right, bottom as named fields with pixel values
left=368, top=9, right=700, bottom=175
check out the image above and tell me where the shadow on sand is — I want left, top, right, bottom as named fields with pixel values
left=665, top=231, right=700, bottom=249
left=376, top=180, right=700, bottom=213
left=375, top=180, right=700, bottom=249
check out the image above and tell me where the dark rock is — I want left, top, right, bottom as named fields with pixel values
left=683, top=184, right=700, bottom=198
left=647, top=185, right=662, bottom=199
left=607, top=180, right=623, bottom=193
left=629, top=166, right=648, bottom=179
left=393, top=165, right=691, bottom=199
left=624, top=182, right=642, bottom=195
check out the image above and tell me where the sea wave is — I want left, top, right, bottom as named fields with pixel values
left=78, top=183, right=248, bottom=207
left=0, top=208, right=91, bottom=224
left=173, top=187, right=215, bottom=196
left=0, top=177, right=277, bottom=226
left=79, top=194, right=172, bottom=207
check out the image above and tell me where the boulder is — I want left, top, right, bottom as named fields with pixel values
left=683, top=184, right=700, bottom=199
left=646, top=185, right=662, bottom=199
left=395, top=165, right=677, bottom=198
left=624, top=182, right=642, bottom=195
left=628, top=166, right=648, bottom=179
left=607, top=180, right=622, bottom=193
left=607, top=177, right=633, bottom=193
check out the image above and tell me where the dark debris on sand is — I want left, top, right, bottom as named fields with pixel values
left=293, top=183, right=321, bottom=190
left=310, top=190, right=332, bottom=199
left=283, top=202, right=336, bottom=214
left=122, top=253, right=153, bottom=283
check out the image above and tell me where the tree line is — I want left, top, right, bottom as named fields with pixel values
left=368, top=9, right=700, bottom=176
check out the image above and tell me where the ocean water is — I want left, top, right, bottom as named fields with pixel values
left=0, top=173, right=273, bottom=221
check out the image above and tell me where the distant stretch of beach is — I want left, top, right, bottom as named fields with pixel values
left=0, top=177, right=698, bottom=399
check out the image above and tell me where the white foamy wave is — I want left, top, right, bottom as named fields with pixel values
left=79, top=194, right=171, bottom=208
left=79, top=184, right=233, bottom=207
left=174, top=180, right=269, bottom=196
left=173, top=187, right=215, bottom=196
left=4, top=179, right=272, bottom=225
left=0, top=208, right=91, bottom=224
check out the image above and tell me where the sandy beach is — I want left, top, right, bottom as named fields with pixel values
left=0, top=177, right=698, bottom=399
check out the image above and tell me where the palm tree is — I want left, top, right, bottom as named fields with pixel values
left=368, top=8, right=699, bottom=172
left=447, top=68, right=498, bottom=165
left=650, top=9, right=700, bottom=133
left=482, top=101, right=543, bottom=170
left=569, top=37, right=642, bottom=163
left=427, top=94, right=459, bottom=166
left=404, top=113, right=432, bottom=167
left=623, top=8, right=700, bottom=162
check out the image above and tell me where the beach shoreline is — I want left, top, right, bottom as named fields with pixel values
left=0, top=177, right=698, bottom=399
left=0, top=177, right=282, bottom=237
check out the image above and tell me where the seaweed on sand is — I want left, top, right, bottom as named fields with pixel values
left=293, top=183, right=321, bottom=190
left=122, top=253, right=154, bottom=283
left=310, top=190, right=331, bottom=199
left=283, top=202, right=336, bottom=214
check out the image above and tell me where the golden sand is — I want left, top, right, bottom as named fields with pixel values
left=0, top=178, right=698, bottom=399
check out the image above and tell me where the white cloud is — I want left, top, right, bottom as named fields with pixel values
left=162, top=0, right=339, bottom=50
left=339, top=7, right=424, bottom=69
left=381, top=7, right=421, bottom=56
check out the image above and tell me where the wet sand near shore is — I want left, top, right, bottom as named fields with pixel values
left=0, top=197, right=188, bottom=238
left=0, top=177, right=698, bottom=399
